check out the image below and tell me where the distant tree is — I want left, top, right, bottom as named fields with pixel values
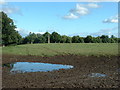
left=118, top=38, right=120, bottom=43
left=114, top=38, right=118, bottom=43
left=22, top=37, right=30, bottom=44
left=95, top=37, right=102, bottom=43
left=43, top=32, right=50, bottom=43
left=110, top=38, right=115, bottom=43
left=72, top=36, right=80, bottom=43
left=33, top=34, right=45, bottom=43
left=111, top=35, right=116, bottom=39
left=60, top=35, right=67, bottom=43
left=84, top=35, right=93, bottom=43
left=36, top=33, right=42, bottom=38
left=1, top=12, right=22, bottom=46
left=50, top=32, right=61, bottom=43
left=34, top=35, right=46, bottom=43
left=33, top=38, right=39, bottom=43
left=28, top=32, right=37, bottom=44
left=2, top=12, right=119, bottom=45
left=22, top=32, right=37, bottom=44
left=100, top=35, right=110, bottom=43
left=66, top=36, right=72, bottom=43
left=78, top=37, right=84, bottom=43
left=91, top=37, right=97, bottom=43
left=110, top=35, right=118, bottom=43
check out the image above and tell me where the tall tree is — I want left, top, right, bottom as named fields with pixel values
left=1, top=12, right=22, bottom=46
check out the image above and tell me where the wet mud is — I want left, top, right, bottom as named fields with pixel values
left=2, top=54, right=120, bottom=88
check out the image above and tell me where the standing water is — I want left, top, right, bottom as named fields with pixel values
left=9, top=62, right=73, bottom=74
left=88, top=73, right=107, bottom=77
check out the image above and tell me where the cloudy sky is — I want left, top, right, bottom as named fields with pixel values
left=0, top=1, right=118, bottom=37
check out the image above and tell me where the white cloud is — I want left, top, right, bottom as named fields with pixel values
left=63, top=3, right=100, bottom=20
left=75, top=4, right=89, bottom=15
left=34, top=32, right=45, bottom=34
left=70, top=4, right=89, bottom=15
left=63, top=13, right=79, bottom=19
left=15, top=28, right=21, bottom=31
left=69, top=26, right=118, bottom=37
left=15, top=28, right=29, bottom=37
left=90, top=27, right=118, bottom=37
left=69, top=32, right=89, bottom=37
left=15, top=28, right=46, bottom=37
left=2, top=7, right=20, bottom=14
left=0, top=2, right=22, bottom=15
left=0, top=0, right=6, bottom=5
left=87, top=3, right=100, bottom=8
left=103, top=15, right=118, bottom=23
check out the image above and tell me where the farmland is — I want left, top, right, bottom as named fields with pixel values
left=2, top=43, right=118, bottom=56
left=2, top=43, right=120, bottom=88
left=1, top=2, right=120, bottom=88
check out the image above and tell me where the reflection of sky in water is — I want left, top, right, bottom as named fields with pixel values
left=88, top=73, right=106, bottom=77
left=10, top=62, right=73, bottom=74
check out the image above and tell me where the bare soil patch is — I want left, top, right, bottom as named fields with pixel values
left=2, top=54, right=120, bottom=88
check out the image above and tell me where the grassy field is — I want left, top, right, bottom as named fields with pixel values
left=2, top=43, right=118, bottom=56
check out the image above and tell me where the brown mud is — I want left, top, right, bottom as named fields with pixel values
left=2, top=54, right=120, bottom=88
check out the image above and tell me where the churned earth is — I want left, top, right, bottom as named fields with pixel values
left=2, top=54, right=120, bottom=88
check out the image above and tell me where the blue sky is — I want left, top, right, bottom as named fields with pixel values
left=1, top=1, right=118, bottom=37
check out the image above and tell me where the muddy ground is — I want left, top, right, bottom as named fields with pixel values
left=2, top=54, right=120, bottom=88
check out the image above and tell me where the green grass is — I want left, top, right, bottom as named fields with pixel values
left=0, top=47, right=2, bottom=55
left=2, top=43, right=119, bottom=56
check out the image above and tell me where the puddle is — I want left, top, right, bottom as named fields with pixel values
left=88, top=73, right=107, bottom=77
left=8, top=62, right=73, bottom=74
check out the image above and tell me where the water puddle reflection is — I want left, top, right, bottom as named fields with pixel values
left=4, top=62, right=74, bottom=74
left=88, top=73, right=107, bottom=77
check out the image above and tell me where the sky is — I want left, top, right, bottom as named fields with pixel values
left=0, top=1, right=119, bottom=37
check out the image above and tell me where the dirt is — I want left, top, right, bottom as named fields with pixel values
left=2, top=54, right=120, bottom=88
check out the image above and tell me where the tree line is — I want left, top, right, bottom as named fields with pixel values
left=22, top=32, right=119, bottom=44
left=1, top=12, right=120, bottom=46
